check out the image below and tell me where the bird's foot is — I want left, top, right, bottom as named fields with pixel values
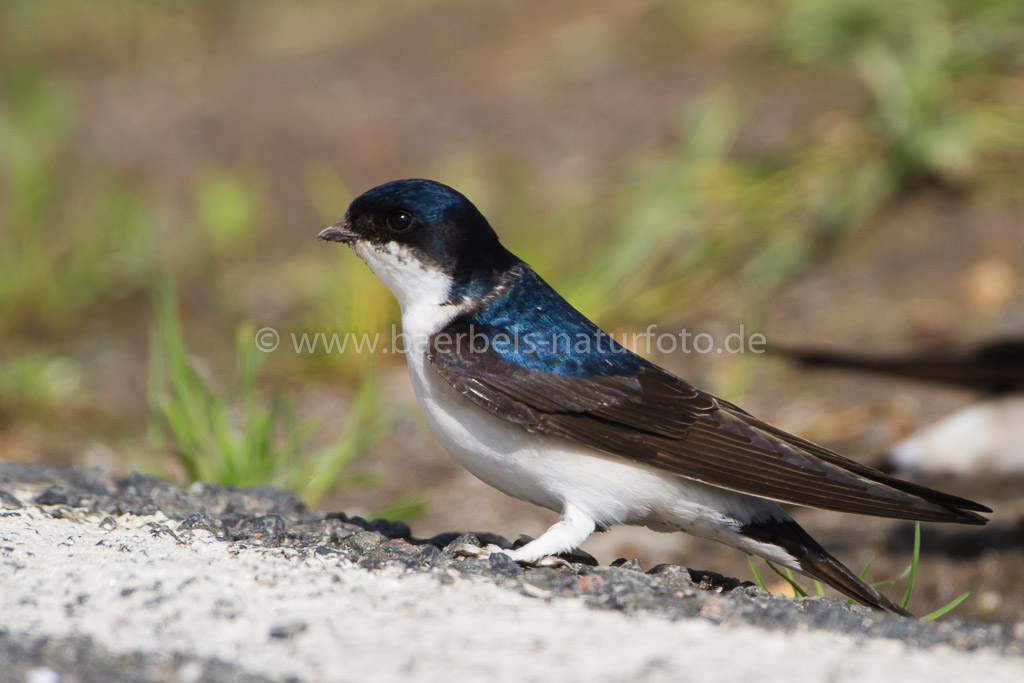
left=516, top=552, right=573, bottom=569
left=449, top=539, right=492, bottom=559
left=451, top=541, right=572, bottom=569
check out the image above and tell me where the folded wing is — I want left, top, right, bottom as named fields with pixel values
left=429, top=317, right=990, bottom=525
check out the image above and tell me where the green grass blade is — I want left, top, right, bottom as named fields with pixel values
left=371, top=491, right=429, bottom=522
left=747, top=557, right=769, bottom=592
left=901, top=522, right=921, bottom=610
left=858, top=557, right=875, bottom=578
left=871, top=562, right=912, bottom=589
left=782, top=566, right=809, bottom=598
left=922, top=591, right=971, bottom=621
left=848, top=556, right=877, bottom=605
left=766, top=560, right=808, bottom=597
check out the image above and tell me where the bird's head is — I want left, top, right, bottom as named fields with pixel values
left=319, top=179, right=516, bottom=308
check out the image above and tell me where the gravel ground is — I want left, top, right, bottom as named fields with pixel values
left=1, top=463, right=1022, bottom=682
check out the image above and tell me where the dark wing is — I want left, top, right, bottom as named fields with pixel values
left=773, top=339, right=1024, bottom=394
left=428, top=319, right=990, bottom=524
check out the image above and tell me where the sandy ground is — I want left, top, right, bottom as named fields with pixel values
left=2, top=504, right=1022, bottom=683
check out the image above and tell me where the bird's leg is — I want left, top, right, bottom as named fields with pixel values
left=505, top=503, right=596, bottom=562
left=455, top=503, right=596, bottom=567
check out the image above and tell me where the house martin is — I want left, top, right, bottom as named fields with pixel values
left=320, top=178, right=990, bottom=614
left=776, top=339, right=1024, bottom=475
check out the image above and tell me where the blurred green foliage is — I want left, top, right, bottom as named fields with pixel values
left=472, top=0, right=1024, bottom=325
left=0, top=69, right=156, bottom=337
left=148, top=284, right=392, bottom=503
left=195, top=170, right=262, bottom=259
left=780, top=0, right=1024, bottom=185
left=0, top=352, right=84, bottom=418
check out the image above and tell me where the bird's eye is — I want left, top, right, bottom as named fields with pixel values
left=386, top=210, right=417, bottom=233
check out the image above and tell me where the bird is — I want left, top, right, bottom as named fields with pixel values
left=773, top=339, right=1024, bottom=395
left=319, top=178, right=990, bottom=615
left=774, top=339, right=1024, bottom=475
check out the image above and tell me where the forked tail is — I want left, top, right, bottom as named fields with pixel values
left=742, top=517, right=911, bottom=616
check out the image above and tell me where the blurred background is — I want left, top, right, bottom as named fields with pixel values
left=1, top=0, right=1022, bottom=621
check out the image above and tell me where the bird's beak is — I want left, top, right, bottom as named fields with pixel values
left=318, top=219, right=356, bottom=244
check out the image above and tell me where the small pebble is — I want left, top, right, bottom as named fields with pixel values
left=0, top=489, right=22, bottom=509
left=269, top=621, right=308, bottom=639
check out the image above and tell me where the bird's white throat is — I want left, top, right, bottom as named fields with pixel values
left=353, top=240, right=464, bottom=344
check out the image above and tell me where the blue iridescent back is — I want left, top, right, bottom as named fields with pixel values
left=462, top=267, right=649, bottom=378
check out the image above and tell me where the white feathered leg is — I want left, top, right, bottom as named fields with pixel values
left=503, top=502, right=596, bottom=562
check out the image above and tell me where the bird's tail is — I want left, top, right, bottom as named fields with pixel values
left=793, top=546, right=911, bottom=616
left=771, top=341, right=1024, bottom=394
left=743, top=517, right=911, bottom=616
